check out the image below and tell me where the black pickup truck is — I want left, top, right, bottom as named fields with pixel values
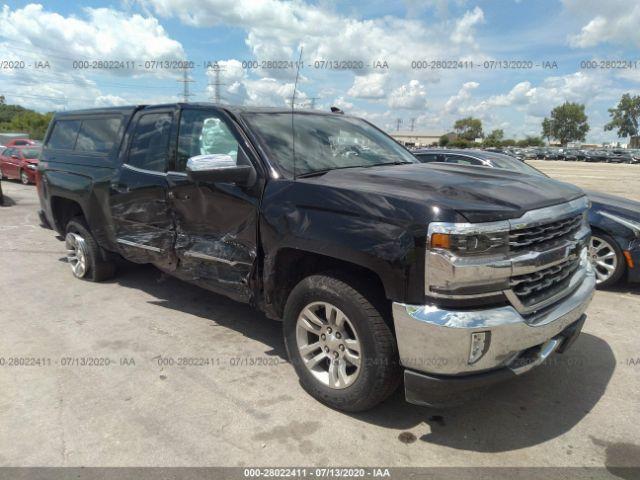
left=37, top=104, right=596, bottom=411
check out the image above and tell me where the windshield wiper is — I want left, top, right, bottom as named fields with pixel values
left=364, top=161, right=414, bottom=168
left=296, top=161, right=414, bottom=178
left=295, top=165, right=365, bottom=178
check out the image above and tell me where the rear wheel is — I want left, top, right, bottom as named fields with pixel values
left=284, top=274, right=400, bottom=412
left=65, top=218, right=116, bottom=282
left=20, top=170, right=29, bottom=185
left=589, top=232, right=625, bottom=288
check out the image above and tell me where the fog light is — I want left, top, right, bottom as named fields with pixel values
left=469, top=331, right=491, bottom=364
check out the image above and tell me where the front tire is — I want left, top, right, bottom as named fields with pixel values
left=20, top=170, right=30, bottom=185
left=65, top=218, right=116, bottom=282
left=590, top=232, right=625, bottom=288
left=284, top=274, right=400, bottom=412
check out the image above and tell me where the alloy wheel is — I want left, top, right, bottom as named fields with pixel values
left=65, top=232, right=89, bottom=278
left=589, top=236, right=618, bottom=284
left=295, top=302, right=361, bottom=389
left=20, top=171, right=29, bottom=185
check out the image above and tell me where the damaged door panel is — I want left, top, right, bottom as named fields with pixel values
left=167, top=107, right=260, bottom=303
left=109, top=108, right=178, bottom=270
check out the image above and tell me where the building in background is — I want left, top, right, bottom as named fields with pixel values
left=390, top=131, right=444, bottom=147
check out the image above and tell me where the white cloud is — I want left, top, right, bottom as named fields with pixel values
left=450, top=6, right=485, bottom=46
left=143, top=0, right=485, bottom=76
left=563, top=0, right=640, bottom=48
left=347, top=73, right=389, bottom=99
left=0, top=4, right=185, bottom=67
left=388, top=80, right=427, bottom=109
left=205, top=60, right=306, bottom=106
left=0, top=4, right=185, bottom=109
left=444, top=81, right=479, bottom=114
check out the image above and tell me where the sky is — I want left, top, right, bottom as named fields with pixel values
left=1, top=0, right=639, bottom=143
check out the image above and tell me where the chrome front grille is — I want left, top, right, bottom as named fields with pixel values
left=509, top=256, right=581, bottom=309
left=509, top=214, right=582, bottom=251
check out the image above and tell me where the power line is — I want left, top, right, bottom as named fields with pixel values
left=177, top=67, right=195, bottom=103
left=207, top=64, right=226, bottom=103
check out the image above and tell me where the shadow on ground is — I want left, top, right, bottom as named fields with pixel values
left=0, top=194, right=15, bottom=207
left=114, top=263, right=287, bottom=360
left=113, top=263, right=616, bottom=453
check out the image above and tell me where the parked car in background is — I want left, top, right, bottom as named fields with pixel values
left=414, top=148, right=640, bottom=288
left=3, top=138, right=39, bottom=148
left=0, top=146, right=42, bottom=184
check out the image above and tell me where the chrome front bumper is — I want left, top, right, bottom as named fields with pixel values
left=393, top=262, right=596, bottom=377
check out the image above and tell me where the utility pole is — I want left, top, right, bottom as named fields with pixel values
left=208, top=64, right=226, bottom=103
left=177, top=66, right=195, bottom=103
left=396, top=118, right=403, bottom=132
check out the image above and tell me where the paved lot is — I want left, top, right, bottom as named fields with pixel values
left=527, top=160, right=640, bottom=202
left=0, top=168, right=639, bottom=473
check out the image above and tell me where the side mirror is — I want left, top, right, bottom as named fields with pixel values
left=185, top=153, right=256, bottom=186
left=11, top=155, right=19, bottom=159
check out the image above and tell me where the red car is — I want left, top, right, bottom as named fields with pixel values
left=4, top=138, right=39, bottom=147
left=0, top=146, right=42, bottom=185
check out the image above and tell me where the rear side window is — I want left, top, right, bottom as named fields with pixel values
left=127, top=113, right=173, bottom=172
left=75, top=117, right=123, bottom=153
left=445, top=154, right=482, bottom=166
left=47, top=120, right=81, bottom=150
left=415, top=153, right=441, bottom=163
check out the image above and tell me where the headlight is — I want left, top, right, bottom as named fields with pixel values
left=431, top=231, right=508, bottom=255
left=428, top=222, right=509, bottom=256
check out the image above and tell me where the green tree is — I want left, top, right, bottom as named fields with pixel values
left=541, top=117, right=552, bottom=143
left=453, top=117, right=483, bottom=141
left=438, top=134, right=450, bottom=147
left=483, top=129, right=504, bottom=147
left=542, top=102, right=589, bottom=146
left=0, top=109, right=53, bottom=140
left=517, top=136, right=544, bottom=147
left=604, top=93, right=640, bottom=140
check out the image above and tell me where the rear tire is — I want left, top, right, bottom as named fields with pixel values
left=65, top=218, right=116, bottom=282
left=20, top=170, right=29, bottom=185
left=283, top=274, right=400, bottom=412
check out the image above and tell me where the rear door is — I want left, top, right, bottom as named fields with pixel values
left=166, top=106, right=262, bottom=302
left=109, top=107, right=178, bottom=270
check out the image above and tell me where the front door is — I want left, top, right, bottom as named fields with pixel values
left=109, top=108, right=177, bottom=270
left=166, top=107, right=262, bottom=302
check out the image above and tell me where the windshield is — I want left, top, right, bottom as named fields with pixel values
left=21, top=148, right=41, bottom=159
left=242, top=113, right=418, bottom=177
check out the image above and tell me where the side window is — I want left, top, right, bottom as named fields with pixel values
left=415, top=153, right=440, bottom=163
left=127, top=113, right=173, bottom=173
left=47, top=120, right=81, bottom=150
left=445, top=154, right=482, bottom=166
left=176, top=109, right=240, bottom=172
left=75, top=117, right=123, bottom=153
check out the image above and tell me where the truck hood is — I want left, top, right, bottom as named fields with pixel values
left=301, top=162, right=585, bottom=223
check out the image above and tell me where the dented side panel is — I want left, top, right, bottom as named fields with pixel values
left=259, top=179, right=441, bottom=312
left=168, top=177, right=260, bottom=303
left=109, top=165, right=177, bottom=270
